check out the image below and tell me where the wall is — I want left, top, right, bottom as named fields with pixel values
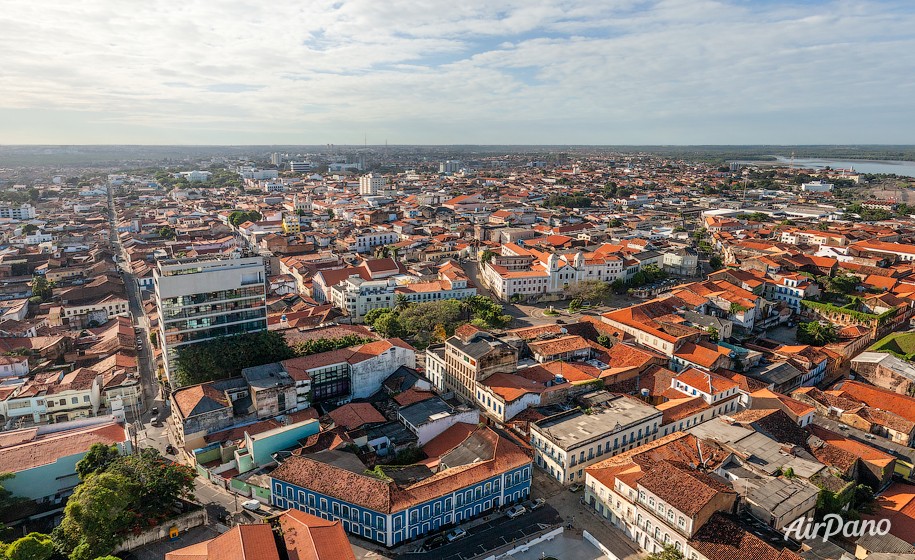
left=115, top=507, right=208, bottom=552
left=350, top=345, right=416, bottom=399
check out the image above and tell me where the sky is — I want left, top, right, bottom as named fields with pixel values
left=2, top=0, right=915, bottom=145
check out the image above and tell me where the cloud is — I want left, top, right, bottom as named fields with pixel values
left=0, top=0, right=913, bottom=143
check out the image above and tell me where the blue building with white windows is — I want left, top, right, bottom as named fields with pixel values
left=269, top=425, right=532, bottom=546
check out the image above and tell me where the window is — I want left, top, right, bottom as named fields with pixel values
left=71, top=397, right=78, bottom=404
left=83, top=395, right=90, bottom=402
left=678, top=516, right=686, bottom=529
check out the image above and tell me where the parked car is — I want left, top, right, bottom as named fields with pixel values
left=505, top=505, right=527, bottom=519
left=446, top=528, right=467, bottom=542
left=241, top=500, right=261, bottom=512
left=422, top=535, right=447, bottom=551
left=150, top=406, right=159, bottom=418
left=530, top=498, right=545, bottom=510
left=568, top=483, right=584, bottom=493
left=165, top=444, right=177, bottom=455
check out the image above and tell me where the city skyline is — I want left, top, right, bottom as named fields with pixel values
left=3, top=0, right=915, bottom=145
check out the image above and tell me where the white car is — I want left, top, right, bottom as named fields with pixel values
left=241, top=499, right=262, bottom=512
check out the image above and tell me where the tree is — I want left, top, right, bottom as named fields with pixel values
left=707, top=326, right=719, bottom=342
left=53, top=451, right=195, bottom=560
left=432, top=324, right=448, bottom=343
left=564, top=280, right=610, bottom=303
left=157, top=226, right=176, bottom=240
left=372, top=313, right=404, bottom=338
left=30, top=276, right=53, bottom=302
left=394, top=294, right=411, bottom=311
left=174, top=330, right=295, bottom=386
left=596, top=334, right=611, bottom=347
left=76, top=444, right=121, bottom=481
left=797, top=321, right=838, bottom=346
left=827, top=274, right=860, bottom=295
left=480, top=250, right=496, bottom=264
left=363, top=307, right=393, bottom=325
left=21, top=224, right=39, bottom=236
left=228, top=210, right=262, bottom=228
left=709, top=255, right=724, bottom=271
left=568, top=298, right=583, bottom=313
left=292, top=335, right=373, bottom=357
left=647, top=545, right=684, bottom=560
left=52, top=473, right=139, bottom=560
left=4, top=533, right=55, bottom=560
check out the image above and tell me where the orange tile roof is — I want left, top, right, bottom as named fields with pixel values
left=328, top=403, right=385, bottom=430
left=0, top=421, right=127, bottom=473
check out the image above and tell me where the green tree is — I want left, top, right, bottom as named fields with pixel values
left=394, top=294, right=411, bottom=311
left=646, top=545, right=684, bottom=560
left=53, top=451, right=196, bottom=560
left=827, top=274, right=860, bottom=295
left=373, top=313, right=405, bottom=338
left=597, top=334, right=611, bottom=347
left=21, top=224, right=39, bottom=236
left=480, top=250, right=496, bottom=264
left=568, top=298, right=583, bottom=313
left=709, top=255, right=724, bottom=271
left=797, top=321, right=838, bottom=346
left=76, top=444, right=121, bottom=481
left=157, top=226, right=176, bottom=240
left=174, top=331, right=295, bottom=386
left=52, top=473, right=138, bottom=560
left=4, top=533, right=54, bottom=560
left=363, top=307, right=393, bottom=325
left=707, top=326, right=719, bottom=342
left=30, top=276, right=54, bottom=302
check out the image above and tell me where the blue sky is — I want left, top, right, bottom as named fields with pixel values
left=2, top=0, right=914, bottom=144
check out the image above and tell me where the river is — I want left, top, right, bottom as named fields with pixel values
left=766, top=157, right=915, bottom=177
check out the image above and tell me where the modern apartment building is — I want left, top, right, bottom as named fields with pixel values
left=0, top=204, right=37, bottom=220
left=359, top=173, right=386, bottom=196
left=155, top=256, right=267, bottom=384
left=442, top=325, right=518, bottom=402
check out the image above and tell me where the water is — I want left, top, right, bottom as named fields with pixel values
left=773, top=157, right=915, bottom=178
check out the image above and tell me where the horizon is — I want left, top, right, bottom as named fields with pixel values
left=4, top=0, right=915, bottom=145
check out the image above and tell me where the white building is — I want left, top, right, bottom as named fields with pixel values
left=439, top=160, right=462, bottom=174
left=178, top=170, right=212, bottom=182
left=347, top=230, right=399, bottom=253
left=530, top=394, right=662, bottom=485
left=155, top=256, right=268, bottom=384
left=800, top=180, right=834, bottom=192
left=0, top=204, right=36, bottom=220
left=359, top=173, right=386, bottom=196
left=238, top=167, right=279, bottom=180
left=289, top=161, right=314, bottom=173
left=329, top=277, right=396, bottom=322
left=481, top=245, right=625, bottom=302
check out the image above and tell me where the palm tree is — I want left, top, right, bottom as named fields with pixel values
left=394, top=294, right=411, bottom=311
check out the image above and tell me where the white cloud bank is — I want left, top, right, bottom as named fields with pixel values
left=1, top=0, right=913, bottom=143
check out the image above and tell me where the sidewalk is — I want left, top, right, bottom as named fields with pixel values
left=533, top=469, right=644, bottom=560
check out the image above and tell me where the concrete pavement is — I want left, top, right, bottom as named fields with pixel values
left=532, top=469, right=644, bottom=560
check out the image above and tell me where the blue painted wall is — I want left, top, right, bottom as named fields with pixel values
left=270, top=463, right=531, bottom=546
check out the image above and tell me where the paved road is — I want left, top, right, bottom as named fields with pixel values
left=107, top=187, right=158, bottom=407
left=402, top=506, right=562, bottom=560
